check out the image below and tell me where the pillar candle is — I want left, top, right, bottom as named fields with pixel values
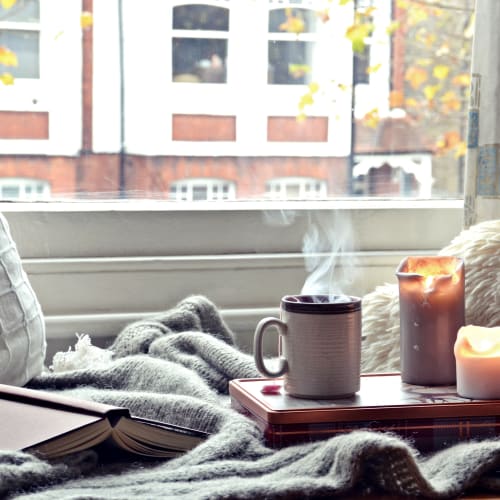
left=396, top=256, right=465, bottom=385
left=454, top=325, right=500, bottom=399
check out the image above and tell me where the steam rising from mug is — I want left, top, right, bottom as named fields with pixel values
left=301, top=211, right=359, bottom=302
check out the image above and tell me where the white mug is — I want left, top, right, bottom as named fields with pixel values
left=254, top=294, right=361, bottom=399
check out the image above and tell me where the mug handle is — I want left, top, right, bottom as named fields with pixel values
left=253, top=317, right=288, bottom=378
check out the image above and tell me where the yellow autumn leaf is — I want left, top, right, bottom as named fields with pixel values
left=0, top=0, right=17, bottom=9
left=0, top=47, right=18, bottom=67
left=408, top=6, right=428, bottom=26
left=0, top=72, right=14, bottom=85
left=433, top=64, right=449, bottom=80
left=386, top=20, right=400, bottom=35
left=317, top=9, right=330, bottom=23
left=416, top=31, right=436, bottom=48
left=454, top=141, right=467, bottom=158
left=345, top=23, right=373, bottom=53
left=389, top=90, right=404, bottom=108
left=452, top=73, right=471, bottom=87
left=396, top=0, right=409, bottom=9
left=81, top=11, right=93, bottom=29
left=443, top=130, right=461, bottom=148
left=279, top=11, right=305, bottom=34
left=296, top=112, right=307, bottom=123
left=364, top=7, right=377, bottom=17
left=440, top=91, right=461, bottom=112
left=366, top=63, right=381, bottom=74
left=405, top=66, right=428, bottom=89
left=288, top=64, right=309, bottom=79
left=308, top=82, right=319, bottom=94
left=298, top=92, right=314, bottom=110
left=339, top=0, right=352, bottom=6
left=405, top=97, right=419, bottom=108
left=362, top=108, right=380, bottom=128
left=416, top=58, right=433, bottom=67
left=423, top=84, right=440, bottom=101
left=338, top=83, right=349, bottom=92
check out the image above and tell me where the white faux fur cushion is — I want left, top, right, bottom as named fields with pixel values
left=0, top=214, right=46, bottom=385
left=361, top=219, right=500, bottom=373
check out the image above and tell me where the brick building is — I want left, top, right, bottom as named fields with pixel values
left=0, top=0, right=432, bottom=201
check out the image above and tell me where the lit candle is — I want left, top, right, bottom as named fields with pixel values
left=454, top=325, right=500, bottom=399
left=396, top=256, right=465, bottom=385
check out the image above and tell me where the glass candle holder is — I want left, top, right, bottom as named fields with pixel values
left=396, top=256, right=465, bottom=385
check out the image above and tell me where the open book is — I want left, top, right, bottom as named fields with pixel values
left=0, top=384, right=208, bottom=460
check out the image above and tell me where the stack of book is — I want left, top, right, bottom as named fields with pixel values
left=229, top=373, right=500, bottom=452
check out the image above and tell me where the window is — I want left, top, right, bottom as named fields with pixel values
left=0, top=1, right=476, bottom=356
left=169, top=178, right=236, bottom=201
left=172, top=4, right=229, bottom=83
left=268, top=7, right=320, bottom=85
left=0, top=0, right=39, bottom=79
left=0, top=177, right=50, bottom=200
left=266, top=177, right=327, bottom=199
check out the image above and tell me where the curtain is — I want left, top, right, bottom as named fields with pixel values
left=464, top=0, right=500, bottom=227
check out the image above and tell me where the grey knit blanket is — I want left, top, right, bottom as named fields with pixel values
left=3, top=296, right=500, bottom=499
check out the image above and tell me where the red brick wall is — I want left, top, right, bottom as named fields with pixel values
left=0, top=154, right=349, bottom=198
left=0, top=112, right=49, bottom=139
left=267, top=117, right=328, bottom=142
left=173, top=115, right=236, bottom=141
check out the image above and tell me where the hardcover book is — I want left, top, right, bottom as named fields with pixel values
left=0, top=384, right=208, bottom=460
left=229, top=374, right=500, bottom=452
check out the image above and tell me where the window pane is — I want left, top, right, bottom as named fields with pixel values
left=0, top=30, right=39, bottom=78
left=268, top=8, right=317, bottom=33
left=0, top=0, right=39, bottom=22
left=173, top=38, right=226, bottom=83
left=0, top=1, right=474, bottom=201
left=173, top=5, right=229, bottom=31
left=268, top=40, right=313, bottom=85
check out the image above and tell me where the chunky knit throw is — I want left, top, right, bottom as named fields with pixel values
left=2, top=295, right=500, bottom=499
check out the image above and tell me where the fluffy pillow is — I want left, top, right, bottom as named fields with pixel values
left=0, top=213, right=46, bottom=385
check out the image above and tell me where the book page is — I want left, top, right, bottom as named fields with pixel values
left=115, top=417, right=206, bottom=455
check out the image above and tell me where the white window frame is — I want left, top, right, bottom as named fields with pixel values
left=1, top=200, right=464, bottom=357
left=169, top=178, right=236, bottom=201
left=266, top=176, right=327, bottom=199
left=0, top=177, right=50, bottom=200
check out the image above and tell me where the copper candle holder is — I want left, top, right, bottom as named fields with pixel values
left=396, top=256, right=465, bottom=385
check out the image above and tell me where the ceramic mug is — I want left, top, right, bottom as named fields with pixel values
left=253, top=294, right=362, bottom=399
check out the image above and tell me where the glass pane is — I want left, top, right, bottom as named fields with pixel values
left=268, top=40, right=313, bottom=85
left=173, top=5, right=229, bottom=31
left=0, top=2, right=474, bottom=201
left=192, top=185, right=208, bottom=200
left=268, top=8, right=317, bottom=33
left=353, top=45, right=370, bottom=85
left=0, top=0, right=39, bottom=22
left=1, top=186, right=20, bottom=198
left=0, top=30, right=39, bottom=78
left=173, top=38, right=226, bottom=83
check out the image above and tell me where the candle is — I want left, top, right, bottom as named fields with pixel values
left=454, top=325, right=500, bottom=399
left=396, top=256, right=465, bottom=385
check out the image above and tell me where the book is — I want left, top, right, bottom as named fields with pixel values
left=0, top=383, right=208, bottom=460
left=229, top=374, right=500, bottom=452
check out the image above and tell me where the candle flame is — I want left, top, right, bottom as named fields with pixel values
left=424, top=276, right=434, bottom=290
